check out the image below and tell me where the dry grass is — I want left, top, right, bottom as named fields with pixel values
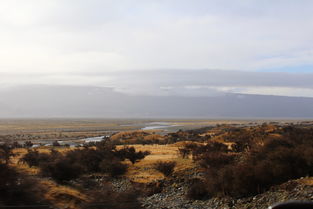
left=0, top=119, right=131, bottom=132
left=40, top=180, right=88, bottom=209
left=110, top=130, right=164, bottom=143
left=9, top=139, right=198, bottom=207
left=9, top=144, right=194, bottom=207
left=122, top=144, right=195, bottom=183
left=12, top=143, right=195, bottom=184
left=0, top=119, right=260, bottom=142
left=12, top=144, right=191, bottom=184
left=10, top=148, right=40, bottom=175
left=0, top=119, right=142, bottom=142
left=299, top=177, right=313, bottom=186
left=10, top=147, right=88, bottom=209
left=10, top=147, right=77, bottom=177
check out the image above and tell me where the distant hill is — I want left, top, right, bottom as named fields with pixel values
left=1, top=85, right=313, bottom=118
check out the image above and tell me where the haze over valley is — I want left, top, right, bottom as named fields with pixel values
left=1, top=85, right=313, bottom=118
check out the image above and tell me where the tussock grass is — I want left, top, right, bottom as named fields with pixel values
left=124, top=144, right=195, bottom=183
left=40, top=180, right=88, bottom=209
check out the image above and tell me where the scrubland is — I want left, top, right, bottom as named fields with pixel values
left=1, top=120, right=313, bottom=208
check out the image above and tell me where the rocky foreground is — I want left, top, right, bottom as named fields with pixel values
left=111, top=176, right=313, bottom=209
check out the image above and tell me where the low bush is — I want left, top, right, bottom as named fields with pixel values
left=187, top=179, right=208, bottom=200
left=178, top=143, right=198, bottom=159
left=20, top=149, right=50, bottom=167
left=82, top=185, right=142, bottom=209
left=0, top=143, right=14, bottom=165
left=178, top=141, right=229, bottom=161
left=189, top=127, right=313, bottom=198
left=142, top=181, right=164, bottom=196
left=99, top=159, right=128, bottom=177
left=23, top=141, right=33, bottom=148
left=198, top=152, right=235, bottom=169
left=0, top=164, right=48, bottom=207
left=117, top=146, right=150, bottom=164
left=40, top=158, right=84, bottom=183
left=52, top=140, right=60, bottom=147
left=21, top=142, right=148, bottom=182
left=154, top=161, right=176, bottom=177
left=192, top=142, right=229, bottom=158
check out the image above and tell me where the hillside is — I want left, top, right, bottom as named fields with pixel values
left=1, top=122, right=313, bottom=208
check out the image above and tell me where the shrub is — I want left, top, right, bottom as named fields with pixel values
left=66, top=148, right=106, bottom=173
left=190, top=126, right=313, bottom=198
left=0, top=143, right=14, bottom=165
left=40, top=158, right=84, bottom=183
left=117, top=146, right=150, bottom=164
left=12, top=141, right=22, bottom=148
left=21, top=149, right=83, bottom=183
left=178, top=143, right=198, bottom=159
left=178, top=147, right=190, bottom=159
left=154, top=161, right=176, bottom=177
left=187, top=179, right=208, bottom=200
left=142, top=181, right=164, bottom=196
left=52, top=140, right=60, bottom=147
left=0, top=164, right=47, bottom=206
left=99, top=159, right=128, bottom=177
left=202, top=143, right=313, bottom=197
left=23, top=141, right=33, bottom=148
left=198, top=152, right=234, bottom=169
left=82, top=185, right=142, bottom=209
left=20, top=149, right=50, bottom=167
left=21, top=142, right=150, bottom=182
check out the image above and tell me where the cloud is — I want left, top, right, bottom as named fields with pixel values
left=0, top=0, right=313, bottom=74
left=226, top=86, right=313, bottom=98
left=2, top=69, right=313, bottom=98
left=105, top=70, right=313, bottom=97
left=0, top=1, right=313, bottom=98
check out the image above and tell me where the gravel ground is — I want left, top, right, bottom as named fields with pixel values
left=139, top=178, right=313, bottom=209
left=108, top=174, right=313, bottom=209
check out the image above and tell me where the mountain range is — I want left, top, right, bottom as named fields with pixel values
left=0, top=85, right=312, bottom=119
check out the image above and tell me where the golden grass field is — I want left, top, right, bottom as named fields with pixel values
left=8, top=143, right=195, bottom=208
left=123, top=144, right=195, bottom=183
left=12, top=143, right=195, bottom=182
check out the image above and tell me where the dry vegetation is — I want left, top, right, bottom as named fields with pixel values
left=122, top=144, right=194, bottom=183
left=0, top=119, right=141, bottom=142
left=1, top=120, right=313, bottom=208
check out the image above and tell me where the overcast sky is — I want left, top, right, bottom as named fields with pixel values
left=1, top=0, right=313, bottom=97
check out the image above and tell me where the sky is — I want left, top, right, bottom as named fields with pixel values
left=1, top=0, right=313, bottom=97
